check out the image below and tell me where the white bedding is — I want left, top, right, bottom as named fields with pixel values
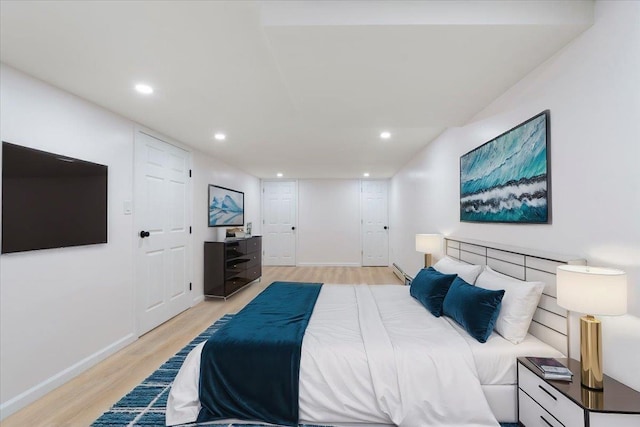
left=447, top=318, right=563, bottom=385
left=167, top=284, right=558, bottom=426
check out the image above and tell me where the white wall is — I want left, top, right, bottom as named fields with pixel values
left=0, top=64, right=136, bottom=416
left=390, top=0, right=640, bottom=390
left=297, top=180, right=362, bottom=266
left=0, top=64, right=261, bottom=418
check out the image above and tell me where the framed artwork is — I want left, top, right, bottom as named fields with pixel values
left=460, top=110, right=550, bottom=223
left=208, top=185, right=244, bottom=227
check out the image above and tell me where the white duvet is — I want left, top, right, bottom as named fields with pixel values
left=167, top=285, right=499, bottom=426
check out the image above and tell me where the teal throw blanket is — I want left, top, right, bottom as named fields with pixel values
left=197, top=281, right=322, bottom=426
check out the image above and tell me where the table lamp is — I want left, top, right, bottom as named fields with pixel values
left=415, top=234, right=442, bottom=268
left=556, top=265, right=627, bottom=390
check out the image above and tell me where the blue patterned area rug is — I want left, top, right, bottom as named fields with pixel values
left=93, top=314, right=517, bottom=427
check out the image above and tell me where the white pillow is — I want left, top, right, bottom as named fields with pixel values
left=475, top=267, right=545, bottom=344
left=432, top=257, right=483, bottom=284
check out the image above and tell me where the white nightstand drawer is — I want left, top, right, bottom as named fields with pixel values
left=589, top=412, right=640, bottom=427
left=519, top=389, right=564, bottom=427
left=518, top=363, right=584, bottom=427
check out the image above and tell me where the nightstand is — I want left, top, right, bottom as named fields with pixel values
left=517, top=357, right=640, bottom=427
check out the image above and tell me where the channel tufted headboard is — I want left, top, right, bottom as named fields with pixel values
left=443, top=237, right=585, bottom=356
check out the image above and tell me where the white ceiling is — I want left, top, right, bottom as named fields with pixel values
left=0, top=1, right=594, bottom=179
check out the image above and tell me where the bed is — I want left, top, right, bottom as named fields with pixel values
left=166, top=237, right=585, bottom=426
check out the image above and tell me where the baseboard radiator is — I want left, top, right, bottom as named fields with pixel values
left=392, top=263, right=413, bottom=285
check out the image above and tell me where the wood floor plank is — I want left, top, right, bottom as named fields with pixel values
left=1, top=266, right=400, bottom=427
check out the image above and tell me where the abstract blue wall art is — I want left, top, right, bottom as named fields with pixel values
left=460, top=111, right=550, bottom=223
left=208, top=185, right=244, bottom=227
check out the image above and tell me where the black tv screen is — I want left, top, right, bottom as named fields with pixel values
left=2, top=142, right=108, bottom=254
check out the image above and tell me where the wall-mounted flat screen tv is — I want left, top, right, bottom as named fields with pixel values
left=1, top=142, right=108, bottom=254
left=460, top=110, right=550, bottom=223
left=208, top=184, right=244, bottom=227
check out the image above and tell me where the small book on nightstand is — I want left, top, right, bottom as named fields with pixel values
left=527, top=357, right=573, bottom=381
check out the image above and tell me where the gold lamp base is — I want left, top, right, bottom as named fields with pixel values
left=424, top=253, right=433, bottom=268
left=581, top=387, right=604, bottom=410
left=580, top=315, right=604, bottom=390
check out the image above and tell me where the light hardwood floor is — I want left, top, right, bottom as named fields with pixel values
left=2, top=266, right=401, bottom=427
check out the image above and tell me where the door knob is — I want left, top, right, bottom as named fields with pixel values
left=292, top=226, right=296, bottom=231
left=139, top=230, right=150, bottom=238
left=384, top=226, right=388, bottom=230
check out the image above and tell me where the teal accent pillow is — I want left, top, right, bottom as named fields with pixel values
left=410, top=267, right=458, bottom=317
left=442, top=277, right=505, bottom=343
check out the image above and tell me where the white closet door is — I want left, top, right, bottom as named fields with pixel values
left=134, top=130, right=192, bottom=335
left=361, top=180, right=389, bottom=267
left=262, top=180, right=297, bottom=266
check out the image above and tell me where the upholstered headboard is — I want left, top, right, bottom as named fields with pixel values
left=444, top=237, right=585, bottom=356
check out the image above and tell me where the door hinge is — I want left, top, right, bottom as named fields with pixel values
left=189, top=226, right=192, bottom=234
left=189, top=282, right=192, bottom=291
left=189, top=169, right=192, bottom=177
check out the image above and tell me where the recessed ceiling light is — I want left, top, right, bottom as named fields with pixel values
left=135, top=83, right=154, bottom=95
left=380, top=131, right=391, bottom=139
left=363, top=172, right=370, bottom=177
left=214, top=133, right=226, bottom=141
left=276, top=172, right=283, bottom=178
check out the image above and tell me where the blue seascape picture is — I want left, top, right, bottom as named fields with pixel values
left=208, top=185, right=244, bottom=227
left=460, top=111, right=550, bottom=223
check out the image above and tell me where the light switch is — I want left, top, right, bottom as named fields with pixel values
left=123, top=200, right=132, bottom=215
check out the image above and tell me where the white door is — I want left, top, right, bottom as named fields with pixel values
left=361, top=180, right=389, bottom=266
left=262, top=181, right=297, bottom=266
left=135, top=130, right=192, bottom=335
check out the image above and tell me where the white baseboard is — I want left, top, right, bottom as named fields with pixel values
left=192, top=295, right=205, bottom=305
left=0, top=332, right=136, bottom=421
left=296, top=262, right=362, bottom=267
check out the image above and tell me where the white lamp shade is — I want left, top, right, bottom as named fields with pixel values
left=556, top=265, right=627, bottom=316
left=415, top=234, right=441, bottom=253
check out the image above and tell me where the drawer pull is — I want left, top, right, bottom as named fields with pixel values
left=540, top=415, right=554, bottom=427
left=538, top=384, right=557, bottom=401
